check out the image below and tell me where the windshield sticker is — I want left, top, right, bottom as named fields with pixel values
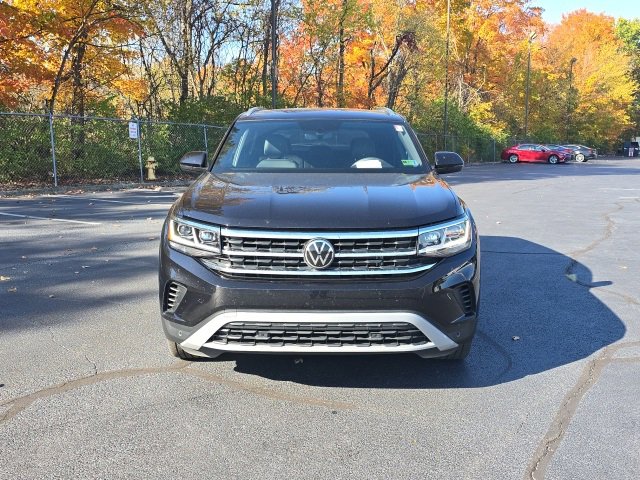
left=401, top=159, right=419, bottom=167
left=394, top=124, right=405, bottom=133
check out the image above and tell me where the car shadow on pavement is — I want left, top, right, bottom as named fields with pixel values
left=230, top=235, right=626, bottom=388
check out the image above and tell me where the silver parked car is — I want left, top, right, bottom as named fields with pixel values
left=562, top=144, right=597, bottom=162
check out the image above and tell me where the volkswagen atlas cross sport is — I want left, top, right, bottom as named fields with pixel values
left=159, top=108, right=480, bottom=361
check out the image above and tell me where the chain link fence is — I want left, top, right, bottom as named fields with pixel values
left=1, top=111, right=507, bottom=190
left=0, top=112, right=227, bottom=189
left=415, top=132, right=501, bottom=163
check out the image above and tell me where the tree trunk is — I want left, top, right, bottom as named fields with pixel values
left=337, top=0, right=348, bottom=107
left=179, top=0, right=192, bottom=104
left=386, top=55, right=409, bottom=110
left=270, top=0, right=280, bottom=107
left=71, top=31, right=87, bottom=117
left=262, top=12, right=271, bottom=98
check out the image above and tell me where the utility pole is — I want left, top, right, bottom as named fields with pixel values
left=566, top=57, right=577, bottom=141
left=270, top=0, right=279, bottom=109
left=524, top=31, right=537, bottom=139
left=443, top=0, right=451, bottom=149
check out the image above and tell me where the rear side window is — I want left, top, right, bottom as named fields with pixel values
left=212, top=119, right=429, bottom=173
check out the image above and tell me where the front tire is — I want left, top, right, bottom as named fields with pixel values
left=508, top=154, right=519, bottom=163
left=548, top=154, right=559, bottom=164
left=168, top=340, right=199, bottom=360
left=575, top=153, right=586, bottom=162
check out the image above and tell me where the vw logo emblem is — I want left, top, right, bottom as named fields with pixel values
left=303, top=238, right=335, bottom=269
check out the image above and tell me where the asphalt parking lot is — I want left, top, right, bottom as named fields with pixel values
left=1, top=157, right=639, bottom=479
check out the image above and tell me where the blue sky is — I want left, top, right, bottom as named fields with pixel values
left=534, top=0, right=638, bottom=24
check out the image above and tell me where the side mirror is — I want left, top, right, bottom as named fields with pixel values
left=179, top=151, right=208, bottom=173
left=434, top=151, right=464, bottom=174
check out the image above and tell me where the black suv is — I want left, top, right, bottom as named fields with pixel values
left=159, top=108, right=480, bottom=360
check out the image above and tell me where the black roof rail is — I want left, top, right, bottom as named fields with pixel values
left=243, top=107, right=265, bottom=117
left=373, top=106, right=396, bottom=116
left=373, top=106, right=405, bottom=120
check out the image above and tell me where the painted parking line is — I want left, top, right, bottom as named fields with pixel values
left=87, top=197, right=177, bottom=205
left=86, top=198, right=166, bottom=205
left=46, top=195, right=177, bottom=205
left=0, top=211, right=101, bottom=226
left=130, top=191, right=182, bottom=198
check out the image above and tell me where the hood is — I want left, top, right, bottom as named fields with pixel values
left=177, top=171, right=463, bottom=230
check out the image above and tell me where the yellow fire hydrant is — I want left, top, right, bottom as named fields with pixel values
left=145, top=156, right=158, bottom=181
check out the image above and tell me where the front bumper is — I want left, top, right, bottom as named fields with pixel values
left=159, top=224, right=480, bottom=359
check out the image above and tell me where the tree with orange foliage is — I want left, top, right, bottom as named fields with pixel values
left=0, top=2, right=52, bottom=108
left=544, top=10, right=635, bottom=146
left=1, top=1, right=142, bottom=115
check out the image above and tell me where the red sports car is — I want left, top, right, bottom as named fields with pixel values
left=500, top=144, right=569, bottom=164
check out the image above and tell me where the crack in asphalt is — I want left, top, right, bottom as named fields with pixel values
left=184, top=367, right=355, bottom=411
left=28, top=316, right=99, bottom=379
left=563, top=201, right=639, bottom=306
left=525, top=341, right=640, bottom=480
left=563, top=202, right=621, bottom=285
left=525, top=198, right=639, bottom=479
left=0, top=362, right=354, bottom=426
left=82, top=353, right=98, bottom=377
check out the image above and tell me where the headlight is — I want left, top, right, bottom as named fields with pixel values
left=168, top=217, right=221, bottom=257
left=418, top=214, right=472, bottom=257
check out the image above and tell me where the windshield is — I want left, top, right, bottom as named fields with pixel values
left=211, top=119, right=429, bottom=173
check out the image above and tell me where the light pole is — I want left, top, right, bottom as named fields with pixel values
left=524, top=31, right=537, bottom=139
left=443, top=0, right=451, bottom=149
left=566, top=57, right=577, bottom=141
left=270, top=0, right=279, bottom=109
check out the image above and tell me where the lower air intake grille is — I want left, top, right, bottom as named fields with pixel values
left=164, top=282, right=186, bottom=313
left=455, top=283, right=474, bottom=315
left=208, top=322, right=429, bottom=347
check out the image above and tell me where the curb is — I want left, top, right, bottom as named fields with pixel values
left=0, top=179, right=192, bottom=198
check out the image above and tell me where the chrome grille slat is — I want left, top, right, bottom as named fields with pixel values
left=205, top=228, right=433, bottom=278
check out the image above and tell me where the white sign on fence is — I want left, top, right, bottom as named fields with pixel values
left=128, top=121, right=138, bottom=139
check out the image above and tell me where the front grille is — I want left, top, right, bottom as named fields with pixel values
left=222, top=235, right=417, bottom=255
left=202, top=227, right=433, bottom=278
left=208, top=255, right=423, bottom=271
left=208, top=321, right=429, bottom=347
left=222, top=237, right=304, bottom=253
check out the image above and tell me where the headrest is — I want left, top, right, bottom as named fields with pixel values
left=264, top=134, right=289, bottom=158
